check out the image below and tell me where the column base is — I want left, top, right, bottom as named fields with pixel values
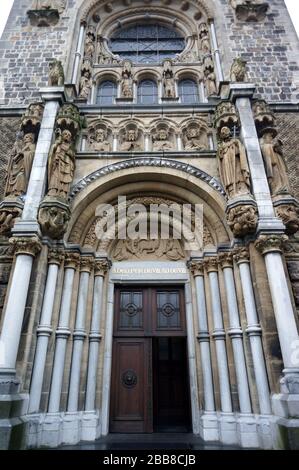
left=0, top=391, right=28, bottom=449
left=62, top=412, right=81, bottom=445
left=275, top=417, right=299, bottom=450
left=219, top=412, right=238, bottom=445
left=237, top=413, right=259, bottom=448
left=199, top=411, right=219, bottom=441
left=81, top=410, right=101, bottom=441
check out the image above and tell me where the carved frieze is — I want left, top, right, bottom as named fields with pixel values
left=112, top=238, right=185, bottom=261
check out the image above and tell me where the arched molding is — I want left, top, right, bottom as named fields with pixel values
left=175, top=68, right=203, bottom=83
left=93, top=70, right=120, bottom=85
left=134, top=69, right=161, bottom=83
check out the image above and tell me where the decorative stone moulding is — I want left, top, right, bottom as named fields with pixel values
left=27, top=9, right=60, bottom=27
left=214, top=101, right=240, bottom=136
left=272, top=194, right=299, bottom=236
left=252, top=100, right=275, bottom=136
left=0, top=200, right=23, bottom=237
left=230, top=1, right=269, bottom=22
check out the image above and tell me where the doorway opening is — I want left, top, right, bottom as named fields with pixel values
left=109, top=286, right=191, bottom=433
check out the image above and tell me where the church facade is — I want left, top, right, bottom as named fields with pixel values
left=0, top=0, right=299, bottom=450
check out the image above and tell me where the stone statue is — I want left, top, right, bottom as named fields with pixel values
left=184, top=126, right=206, bottom=151
left=48, top=59, right=64, bottom=86
left=120, top=129, right=141, bottom=151
left=162, top=60, right=176, bottom=99
left=84, top=33, right=95, bottom=59
left=79, top=70, right=92, bottom=100
left=5, top=133, right=36, bottom=197
left=152, top=129, right=173, bottom=151
left=217, top=126, right=251, bottom=198
left=204, top=69, right=217, bottom=96
left=230, top=57, right=247, bottom=82
left=47, top=129, right=76, bottom=199
left=89, top=128, right=111, bottom=152
left=121, top=62, right=133, bottom=98
left=259, top=131, right=290, bottom=194
left=199, top=23, right=211, bottom=54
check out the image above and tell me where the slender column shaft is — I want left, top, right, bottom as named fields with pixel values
left=200, top=81, right=207, bottom=103
left=145, top=134, right=150, bottom=152
left=67, top=262, right=91, bottom=412
left=222, top=263, right=252, bottom=413
left=48, top=260, right=77, bottom=413
left=72, top=24, right=85, bottom=85
left=85, top=275, right=104, bottom=411
left=209, top=21, right=224, bottom=83
left=194, top=274, right=215, bottom=412
left=28, top=255, right=61, bottom=413
left=207, top=265, right=232, bottom=413
left=0, top=254, right=34, bottom=370
left=264, top=252, right=299, bottom=369
left=238, top=259, right=271, bottom=414
left=177, top=134, right=183, bottom=151
left=113, top=134, right=118, bottom=152
left=21, top=100, right=60, bottom=221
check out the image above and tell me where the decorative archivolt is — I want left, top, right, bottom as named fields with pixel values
left=80, top=0, right=214, bottom=27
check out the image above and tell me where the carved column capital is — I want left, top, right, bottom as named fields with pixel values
left=188, top=260, right=204, bottom=277
left=204, top=257, right=219, bottom=273
left=233, top=247, right=250, bottom=264
left=80, top=256, right=94, bottom=273
left=218, top=252, right=234, bottom=268
left=94, top=259, right=110, bottom=277
left=255, top=234, right=288, bottom=256
left=9, top=236, right=42, bottom=257
left=48, top=249, right=64, bottom=266
left=64, top=252, right=80, bottom=269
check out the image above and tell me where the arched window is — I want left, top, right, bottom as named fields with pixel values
left=178, top=79, right=199, bottom=104
left=109, top=24, right=185, bottom=64
left=137, top=79, right=158, bottom=105
left=96, top=80, right=117, bottom=105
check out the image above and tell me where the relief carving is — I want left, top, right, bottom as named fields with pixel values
left=230, top=57, right=248, bottom=82
left=230, top=1, right=269, bottom=22
left=84, top=26, right=96, bottom=61
left=27, top=1, right=66, bottom=26
left=113, top=238, right=185, bottom=261
left=120, top=126, right=142, bottom=152
left=259, top=131, right=290, bottom=195
left=152, top=127, right=174, bottom=151
left=48, top=59, right=65, bottom=86
left=198, top=23, right=211, bottom=54
left=182, top=120, right=209, bottom=151
left=227, top=204, right=258, bottom=237
left=88, top=126, right=111, bottom=152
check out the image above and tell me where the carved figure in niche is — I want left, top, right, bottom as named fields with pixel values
left=218, top=126, right=250, bottom=198
left=162, top=60, right=176, bottom=99
left=199, top=23, right=211, bottom=54
left=230, top=57, right=247, bottom=82
left=48, top=59, right=64, bottom=86
left=120, top=129, right=142, bottom=151
left=5, top=133, right=36, bottom=197
left=121, top=61, right=133, bottom=98
left=79, top=70, right=92, bottom=100
left=259, top=130, right=290, bottom=194
left=84, top=31, right=96, bottom=59
left=89, top=128, right=111, bottom=152
left=204, top=69, right=217, bottom=96
left=47, top=129, right=75, bottom=199
left=184, top=125, right=207, bottom=151
left=152, top=128, right=174, bottom=151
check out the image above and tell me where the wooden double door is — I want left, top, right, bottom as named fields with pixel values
left=110, top=286, right=191, bottom=433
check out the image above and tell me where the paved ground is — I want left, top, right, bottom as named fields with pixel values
left=58, top=433, right=242, bottom=450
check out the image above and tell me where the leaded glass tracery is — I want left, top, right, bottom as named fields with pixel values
left=109, top=24, right=185, bottom=64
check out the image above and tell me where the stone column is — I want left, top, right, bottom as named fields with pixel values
left=230, top=86, right=284, bottom=232
left=67, top=257, right=93, bottom=412
left=209, top=20, right=224, bottom=83
left=112, top=132, right=118, bottom=152
left=28, top=250, right=64, bottom=413
left=255, top=235, right=299, bottom=377
left=205, top=258, right=232, bottom=413
left=0, top=237, right=41, bottom=377
left=17, top=88, right=65, bottom=228
left=48, top=253, right=80, bottom=413
left=85, top=260, right=109, bottom=411
left=219, top=253, right=252, bottom=414
left=233, top=248, right=272, bottom=415
left=72, top=22, right=86, bottom=85
left=189, top=261, right=215, bottom=412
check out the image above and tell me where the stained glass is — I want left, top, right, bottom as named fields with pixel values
left=109, top=24, right=185, bottom=64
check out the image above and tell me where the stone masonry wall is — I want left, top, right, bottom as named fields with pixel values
left=276, top=112, right=299, bottom=200
left=0, top=1, right=298, bottom=105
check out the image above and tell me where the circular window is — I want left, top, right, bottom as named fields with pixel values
left=109, top=24, right=185, bottom=64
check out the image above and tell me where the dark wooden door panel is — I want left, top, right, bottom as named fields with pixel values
left=110, top=338, right=152, bottom=433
